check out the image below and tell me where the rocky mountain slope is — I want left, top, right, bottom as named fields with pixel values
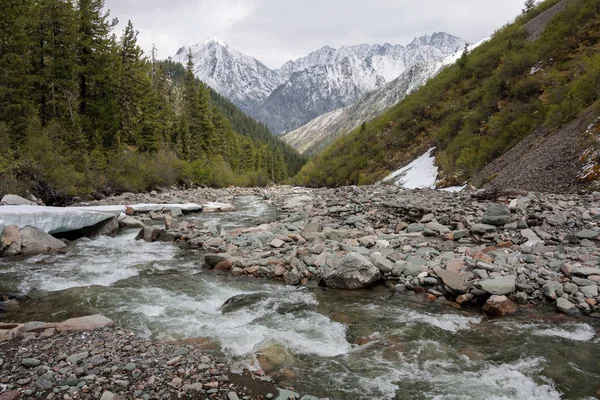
left=175, top=33, right=468, bottom=135
left=294, top=0, right=600, bottom=193
left=283, top=40, right=488, bottom=156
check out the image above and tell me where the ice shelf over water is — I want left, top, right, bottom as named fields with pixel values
left=0, top=203, right=203, bottom=234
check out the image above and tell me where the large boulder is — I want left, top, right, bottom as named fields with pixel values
left=135, top=226, right=162, bottom=242
left=55, top=315, right=114, bottom=332
left=205, top=253, right=232, bottom=268
left=556, top=298, right=580, bottom=316
left=1, top=225, right=22, bottom=256
left=1, top=194, right=35, bottom=206
left=482, top=204, right=511, bottom=226
left=323, top=252, right=381, bottom=290
left=19, top=226, right=66, bottom=256
left=482, top=295, right=518, bottom=318
left=435, top=269, right=468, bottom=293
left=472, top=275, right=516, bottom=295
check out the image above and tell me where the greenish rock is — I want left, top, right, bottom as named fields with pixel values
left=473, top=275, right=516, bottom=295
left=124, top=363, right=137, bottom=371
left=573, top=267, right=600, bottom=276
left=22, top=358, right=42, bottom=368
left=67, top=352, right=89, bottom=365
left=482, top=204, right=511, bottom=226
left=406, top=224, right=425, bottom=233
left=580, top=285, right=598, bottom=297
left=276, top=389, right=299, bottom=400
left=174, top=347, right=190, bottom=355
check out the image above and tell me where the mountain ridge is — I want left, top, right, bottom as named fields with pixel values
left=174, top=33, right=468, bottom=135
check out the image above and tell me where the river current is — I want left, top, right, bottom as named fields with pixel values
left=1, top=196, right=599, bottom=399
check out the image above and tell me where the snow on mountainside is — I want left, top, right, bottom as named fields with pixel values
left=283, top=38, right=488, bottom=155
left=174, top=37, right=284, bottom=114
left=174, top=33, right=468, bottom=136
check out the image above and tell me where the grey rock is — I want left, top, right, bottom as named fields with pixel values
left=134, top=226, right=162, bottom=242
left=482, top=204, right=511, bottom=226
left=270, top=238, right=286, bottom=248
left=575, top=229, right=598, bottom=239
left=542, top=281, right=562, bottom=299
left=556, top=298, right=580, bottom=315
left=370, top=254, right=394, bottom=273
left=1, top=194, right=35, bottom=206
left=573, top=267, right=600, bottom=276
left=563, top=282, right=579, bottom=294
left=118, top=215, right=144, bottom=229
left=471, top=223, right=496, bottom=234
left=83, top=217, right=119, bottom=238
left=580, top=285, right=598, bottom=297
left=435, top=269, right=468, bottom=293
left=324, top=252, right=381, bottom=290
left=473, top=275, right=517, bottom=295
left=284, top=271, right=301, bottom=285
left=100, top=392, right=127, bottom=400
left=0, top=225, right=22, bottom=256
left=19, top=226, right=67, bottom=256
left=572, top=277, right=597, bottom=286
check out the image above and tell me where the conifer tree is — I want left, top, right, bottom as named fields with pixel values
left=0, top=0, right=36, bottom=151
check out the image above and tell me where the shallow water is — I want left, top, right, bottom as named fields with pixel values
left=1, top=196, right=599, bottom=400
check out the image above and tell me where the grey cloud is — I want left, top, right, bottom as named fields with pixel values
left=104, top=0, right=525, bottom=68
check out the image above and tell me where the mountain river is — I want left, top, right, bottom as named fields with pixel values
left=1, top=196, right=599, bottom=399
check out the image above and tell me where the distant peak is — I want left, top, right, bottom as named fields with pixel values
left=204, top=36, right=228, bottom=48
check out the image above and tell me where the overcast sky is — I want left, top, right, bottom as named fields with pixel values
left=103, top=0, right=526, bottom=69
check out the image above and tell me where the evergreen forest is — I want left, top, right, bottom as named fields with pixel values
left=0, top=0, right=305, bottom=204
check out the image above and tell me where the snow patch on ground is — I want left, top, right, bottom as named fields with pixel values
left=380, top=148, right=439, bottom=189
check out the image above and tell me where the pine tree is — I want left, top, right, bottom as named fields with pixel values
left=76, top=0, right=118, bottom=147
left=0, top=0, right=36, bottom=151
left=116, top=20, right=147, bottom=148
left=32, top=0, right=79, bottom=129
left=523, top=0, right=536, bottom=13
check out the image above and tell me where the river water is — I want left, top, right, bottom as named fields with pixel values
left=1, top=196, right=599, bottom=399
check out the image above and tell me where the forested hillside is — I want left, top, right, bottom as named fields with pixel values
left=0, top=0, right=304, bottom=204
left=295, top=0, right=600, bottom=188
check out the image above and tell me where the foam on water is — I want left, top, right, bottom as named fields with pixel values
left=530, top=322, right=596, bottom=342
left=394, top=307, right=481, bottom=333
left=17, top=230, right=177, bottom=293
left=114, top=283, right=351, bottom=358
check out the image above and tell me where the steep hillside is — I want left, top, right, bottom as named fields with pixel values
left=174, top=34, right=467, bottom=135
left=294, top=0, right=600, bottom=192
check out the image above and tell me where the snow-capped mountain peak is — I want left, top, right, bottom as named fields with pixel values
left=174, top=32, right=468, bottom=135
left=204, top=36, right=228, bottom=48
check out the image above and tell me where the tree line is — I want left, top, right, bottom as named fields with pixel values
left=0, top=0, right=305, bottom=204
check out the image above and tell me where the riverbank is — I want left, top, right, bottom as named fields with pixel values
left=0, top=315, right=317, bottom=400
left=3, top=185, right=600, bottom=317
left=78, top=185, right=600, bottom=318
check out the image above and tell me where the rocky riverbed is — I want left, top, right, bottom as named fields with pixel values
left=0, top=315, right=315, bottom=400
left=67, top=185, right=600, bottom=318
left=1, top=185, right=600, bottom=399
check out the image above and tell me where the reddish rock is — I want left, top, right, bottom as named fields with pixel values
left=215, top=261, right=233, bottom=271
left=245, top=266, right=260, bottom=275
left=427, top=294, right=438, bottom=302
left=586, top=298, right=597, bottom=306
left=125, top=206, right=135, bottom=216
left=482, top=295, right=518, bottom=318
left=446, top=260, right=465, bottom=273
left=473, top=252, right=493, bottom=263
left=456, top=293, right=475, bottom=305
left=0, top=391, right=21, bottom=400
left=273, top=264, right=286, bottom=277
